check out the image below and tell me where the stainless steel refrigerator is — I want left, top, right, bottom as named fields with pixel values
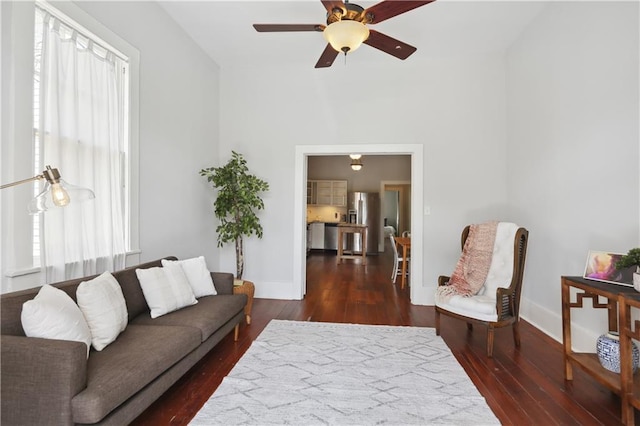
left=347, top=192, right=380, bottom=255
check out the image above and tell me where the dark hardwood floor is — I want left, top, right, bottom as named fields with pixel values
left=132, top=244, right=626, bottom=425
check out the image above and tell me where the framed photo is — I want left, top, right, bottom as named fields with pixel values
left=583, top=250, right=635, bottom=286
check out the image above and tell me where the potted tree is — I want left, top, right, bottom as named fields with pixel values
left=616, top=248, right=640, bottom=290
left=200, top=151, right=269, bottom=282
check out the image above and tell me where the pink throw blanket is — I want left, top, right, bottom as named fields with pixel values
left=436, top=221, right=498, bottom=302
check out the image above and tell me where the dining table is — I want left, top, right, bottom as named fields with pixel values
left=394, top=236, right=411, bottom=289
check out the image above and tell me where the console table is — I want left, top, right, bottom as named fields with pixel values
left=562, top=276, right=638, bottom=423
left=619, top=292, right=640, bottom=425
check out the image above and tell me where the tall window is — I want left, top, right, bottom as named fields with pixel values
left=32, top=3, right=130, bottom=281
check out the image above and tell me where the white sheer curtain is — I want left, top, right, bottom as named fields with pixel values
left=37, top=8, right=126, bottom=282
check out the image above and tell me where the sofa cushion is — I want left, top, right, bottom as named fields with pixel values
left=71, top=324, right=201, bottom=424
left=21, top=285, right=92, bottom=357
left=136, top=264, right=197, bottom=318
left=76, top=272, right=128, bottom=351
left=162, top=256, right=217, bottom=297
left=111, top=258, right=176, bottom=321
left=211, top=272, right=234, bottom=295
left=130, top=294, right=246, bottom=342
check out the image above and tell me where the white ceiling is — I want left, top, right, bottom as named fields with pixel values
left=158, top=0, right=548, bottom=69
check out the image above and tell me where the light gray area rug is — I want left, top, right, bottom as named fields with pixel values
left=190, top=320, right=499, bottom=425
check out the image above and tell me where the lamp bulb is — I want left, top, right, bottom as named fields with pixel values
left=51, top=183, right=70, bottom=207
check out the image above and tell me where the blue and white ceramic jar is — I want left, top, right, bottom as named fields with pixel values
left=596, top=332, right=640, bottom=374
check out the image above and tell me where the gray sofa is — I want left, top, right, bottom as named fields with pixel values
left=0, top=257, right=247, bottom=425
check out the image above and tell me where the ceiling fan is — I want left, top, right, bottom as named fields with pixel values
left=253, top=0, right=436, bottom=68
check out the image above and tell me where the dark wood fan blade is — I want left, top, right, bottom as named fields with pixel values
left=363, top=30, right=417, bottom=60
left=253, top=24, right=324, bottom=32
left=315, top=44, right=340, bottom=68
left=364, top=1, right=436, bottom=25
left=321, top=0, right=346, bottom=14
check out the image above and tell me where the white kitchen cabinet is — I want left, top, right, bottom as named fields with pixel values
left=331, top=181, right=347, bottom=207
left=307, top=180, right=347, bottom=206
left=315, top=181, right=332, bottom=205
left=309, top=222, right=325, bottom=249
left=306, top=181, right=315, bottom=205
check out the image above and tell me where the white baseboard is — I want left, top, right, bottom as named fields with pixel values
left=520, top=296, right=599, bottom=353
left=253, top=280, right=301, bottom=300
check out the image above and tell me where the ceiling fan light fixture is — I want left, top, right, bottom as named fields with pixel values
left=350, top=158, right=363, bottom=171
left=323, top=20, right=370, bottom=54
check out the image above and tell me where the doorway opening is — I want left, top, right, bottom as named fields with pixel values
left=293, top=144, right=424, bottom=304
left=380, top=182, right=411, bottom=250
left=384, top=190, right=400, bottom=230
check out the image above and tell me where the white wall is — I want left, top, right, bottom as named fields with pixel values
left=1, top=2, right=38, bottom=291
left=219, top=54, right=510, bottom=300
left=506, top=2, right=639, bottom=350
left=1, top=1, right=221, bottom=291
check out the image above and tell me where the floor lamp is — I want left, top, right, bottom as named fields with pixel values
left=0, top=165, right=95, bottom=214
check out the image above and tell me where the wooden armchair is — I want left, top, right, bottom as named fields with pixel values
left=435, top=223, right=529, bottom=357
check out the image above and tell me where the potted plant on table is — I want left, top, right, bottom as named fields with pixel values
left=200, top=151, right=269, bottom=284
left=616, top=248, right=640, bottom=291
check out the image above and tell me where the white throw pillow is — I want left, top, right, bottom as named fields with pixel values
left=136, top=263, right=197, bottom=318
left=76, top=272, right=128, bottom=351
left=161, top=256, right=217, bottom=297
left=21, top=284, right=92, bottom=357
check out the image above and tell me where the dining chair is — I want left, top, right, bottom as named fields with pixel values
left=389, top=234, right=408, bottom=283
